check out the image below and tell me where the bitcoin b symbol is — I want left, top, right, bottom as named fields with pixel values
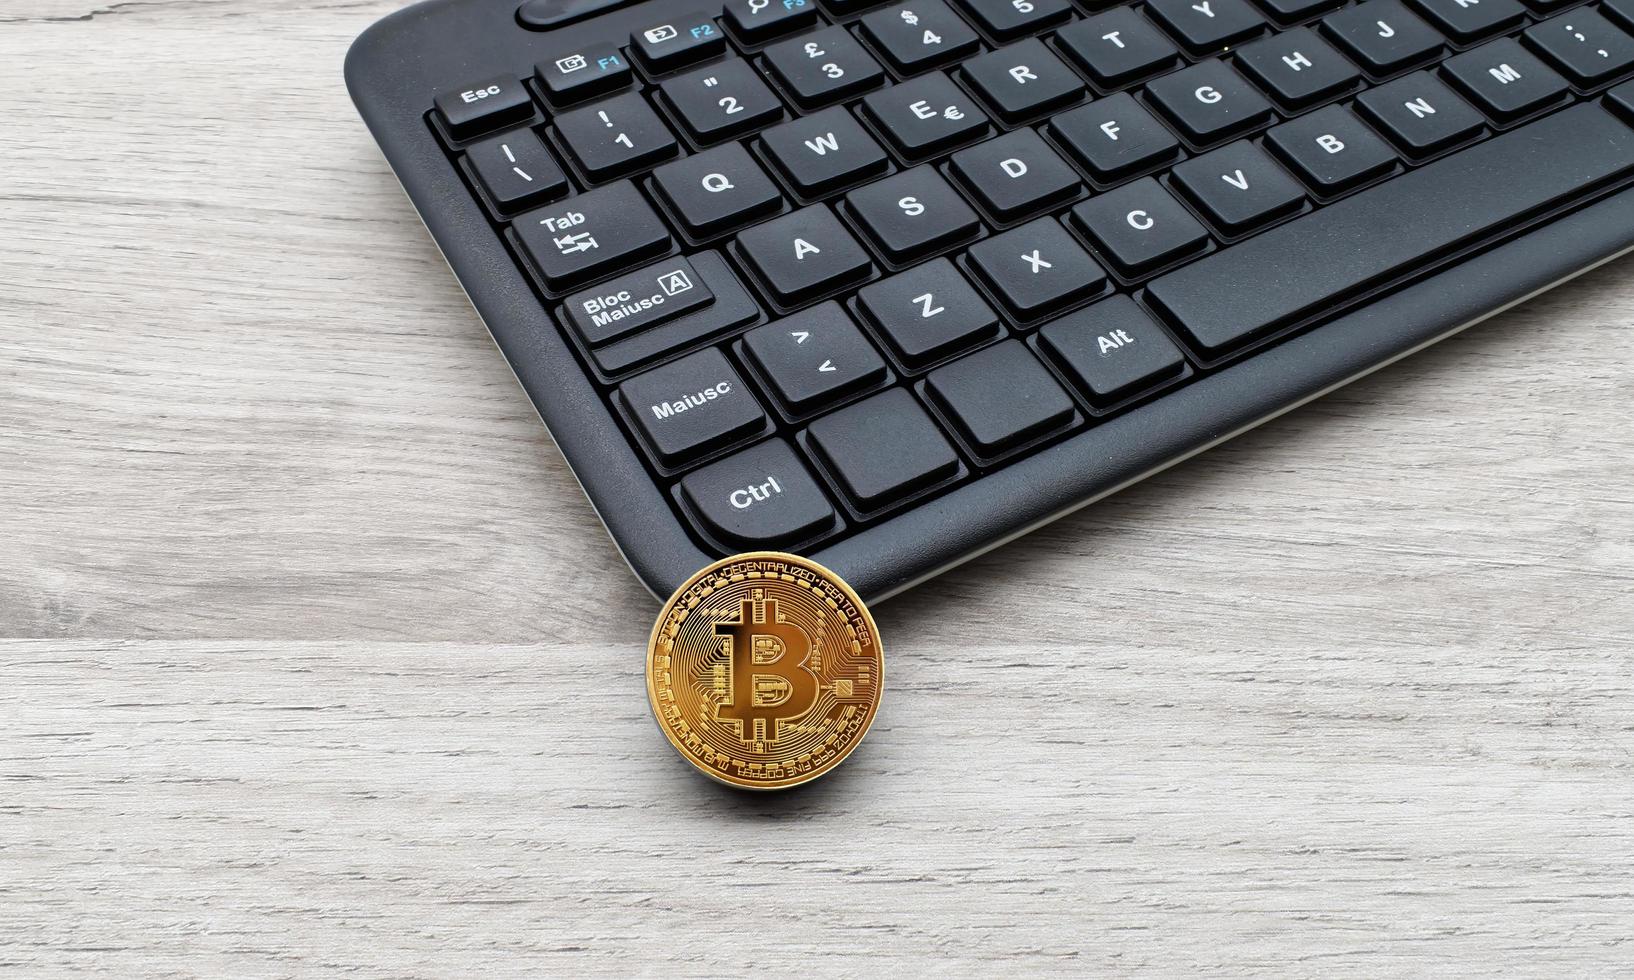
left=714, top=599, right=819, bottom=744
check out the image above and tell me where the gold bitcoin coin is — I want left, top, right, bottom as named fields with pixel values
left=646, top=552, right=883, bottom=791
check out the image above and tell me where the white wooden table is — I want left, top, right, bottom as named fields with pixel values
left=3, top=0, right=1632, bottom=973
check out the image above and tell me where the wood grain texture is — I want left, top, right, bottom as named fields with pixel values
left=1, top=0, right=1632, bottom=973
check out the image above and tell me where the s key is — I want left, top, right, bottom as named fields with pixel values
left=845, top=166, right=983, bottom=264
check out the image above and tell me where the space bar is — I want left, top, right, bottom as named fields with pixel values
left=1145, top=104, right=1634, bottom=356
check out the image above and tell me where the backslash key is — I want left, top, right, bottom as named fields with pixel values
left=513, top=181, right=674, bottom=293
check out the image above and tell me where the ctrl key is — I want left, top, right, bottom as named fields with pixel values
left=681, top=440, right=837, bottom=547
left=619, top=348, right=768, bottom=468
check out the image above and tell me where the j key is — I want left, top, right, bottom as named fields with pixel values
left=954, top=0, right=1073, bottom=40
left=653, top=143, right=785, bottom=238
left=1321, top=0, right=1445, bottom=75
left=1170, top=141, right=1305, bottom=233
left=1147, top=104, right=1634, bottom=356
left=950, top=129, right=1083, bottom=222
left=1037, top=295, right=1186, bottom=406
left=763, top=26, right=886, bottom=110
left=860, top=0, right=983, bottom=74
left=961, top=40, right=1088, bottom=124
left=1048, top=94, right=1183, bottom=182
left=1056, top=10, right=1183, bottom=88
left=927, top=341, right=1075, bottom=456
left=1071, top=178, right=1211, bottom=276
left=554, top=93, right=679, bottom=182
left=845, top=166, right=983, bottom=263
left=760, top=107, right=891, bottom=197
left=537, top=43, right=632, bottom=103
left=680, top=439, right=836, bottom=547
left=744, top=301, right=889, bottom=412
left=515, top=182, right=674, bottom=293
left=805, top=388, right=961, bottom=510
left=1235, top=29, right=1362, bottom=111
left=1443, top=39, right=1570, bottom=122
left=1146, top=0, right=1269, bottom=55
left=1525, top=11, right=1634, bottom=85
left=632, top=12, right=727, bottom=73
left=1408, top=0, right=1525, bottom=42
left=1355, top=72, right=1485, bottom=156
left=435, top=76, right=534, bottom=139
left=736, top=205, right=874, bottom=306
left=967, top=218, right=1107, bottom=320
left=563, top=256, right=716, bottom=346
left=1265, top=105, right=1399, bottom=193
left=861, top=74, right=990, bottom=161
left=857, top=258, right=1002, bottom=365
left=722, top=0, right=819, bottom=43
left=620, top=347, right=767, bottom=467
left=466, top=129, right=569, bottom=212
left=660, top=59, right=784, bottom=143
left=1146, top=60, right=1277, bottom=145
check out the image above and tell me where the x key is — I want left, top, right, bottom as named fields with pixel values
left=967, top=218, right=1106, bottom=320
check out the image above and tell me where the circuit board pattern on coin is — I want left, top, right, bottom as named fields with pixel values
left=646, top=553, right=883, bottom=790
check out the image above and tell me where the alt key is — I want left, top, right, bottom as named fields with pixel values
left=680, top=439, right=837, bottom=547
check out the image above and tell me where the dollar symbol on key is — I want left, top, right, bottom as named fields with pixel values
left=714, top=598, right=820, bottom=745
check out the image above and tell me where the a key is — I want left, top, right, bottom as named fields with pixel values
left=1525, top=11, right=1634, bottom=86
left=722, top=0, right=819, bottom=43
left=1408, top=0, right=1525, bottom=42
left=961, top=39, right=1087, bottom=124
left=763, top=26, right=886, bottom=110
left=653, top=143, right=785, bottom=238
left=1355, top=72, right=1486, bottom=156
left=857, top=258, right=1002, bottom=366
left=743, top=301, right=889, bottom=412
left=619, top=347, right=768, bottom=466
left=1170, top=141, right=1306, bottom=233
left=805, top=388, right=961, bottom=510
left=1146, top=60, right=1277, bottom=145
left=1146, top=104, right=1634, bottom=356
left=466, top=129, right=569, bottom=212
left=679, top=439, right=837, bottom=547
left=554, top=92, right=679, bottom=182
left=967, top=218, right=1107, bottom=320
left=1235, top=28, right=1362, bottom=110
left=845, top=166, right=983, bottom=263
left=632, top=11, right=727, bottom=73
left=514, top=182, right=674, bottom=293
left=1037, top=295, right=1187, bottom=406
left=1145, top=0, right=1269, bottom=55
left=925, top=341, right=1075, bottom=456
left=949, top=129, right=1083, bottom=223
left=563, top=256, right=716, bottom=346
left=1071, top=177, right=1212, bottom=277
left=860, top=74, right=991, bottom=162
left=536, top=43, right=633, bottom=103
left=859, top=0, right=983, bottom=74
left=736, top=205, right=874, bottom=306
left=1055, top=10, right=1182, bottom=88
left=1048, top=94, right=1184, bottom=182
left=760, top=107, right=891, bottom=198
left=660, top=59, right=784, bottom=143
left=1320, top=0, right=1444, bottom=74
left=435, top=76, right=535, bottom=139
left=952, top=0, right=1074, bottom=41
left=1265, top=105, right=1399, bottom=193
left=1443, top=39, right=1570, bottom=122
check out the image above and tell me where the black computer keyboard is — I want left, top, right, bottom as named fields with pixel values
left=348, top=0, right=1634, bottom=601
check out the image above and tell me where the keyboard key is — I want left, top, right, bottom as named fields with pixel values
left=619, top=347, right=768, bottom=466
left=563, top=256, right=716, bottom=346
left=761, top=107, right=891, bottom=197
left=1039, top=296, right=1187, bottom=406
left=744, top=301, right=889, bottom=412
left=949, top=129, right=1083, bottom=222
left=722, top=0, right=819, bottom=43
left=1071, top=177, right=1212, bottom=276
left=1049, top=94, right=1183, bottom=182
left=1355, top=72, right=1485, bottom=156
left=1525, top=11, right=1634, bottom=85
left=927, top=341, right=1075, bottom=455
left=953, top=0, right=1074, bottom=40
left=861, top=74, right=991, bottom=161
left=1321, top=0, right=1444, bottom=74
left=1146, top=104, right=1634, bottom=355
left=1146, top=60, right=1277, bottom=144
left=466, top=129, right=569, bottom=212
left=1056, top=10, right=1182, bottom=87
left=962, top=39, right=1087, bottom=124
left=537, top=43, right=632, bottom=103
left=1235, top=28, right=1362, bottom=110
left=1408, top=0, right=1525, bottom=42
left=633, top=12, right=726, bottom=72
left=1265, top=105, right=1399, bottom=193
left=660, top=59, right=784, bottom=143
left=435, top=76, right=534, bottom=139
left=846, top=167, right=983, bottom=263
left=1146, top=0, right=1269, bottom=55
left=680, top=439, right=836, bottom=547
left=857, top=259, right=1002, bottom=366
left=554, top=93, right=679, bottom=182
left=1256, top=0, right=1346, bottom=23
left=653, top=143, right=785, bottom=238
left=736, top=205, right=874, bottom=306
left=515, top=182, right=674, bottom=292
left=1170, top=141, right=1305, bottom=233
left=1608, top=79, right=1634, bottom=121
left=968, top=218, right=1107, bottom=320
left=589, top=253, right=765, bottom=374
left=860, top=0, right=983, bottom=74
left=1609, top=0, right=1634, bottom=31
left=1443, top=39, right=1570, bottom=122
left=806, top=389, right=960, bottom=510
left=764, top=26, right=886, bottom=109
